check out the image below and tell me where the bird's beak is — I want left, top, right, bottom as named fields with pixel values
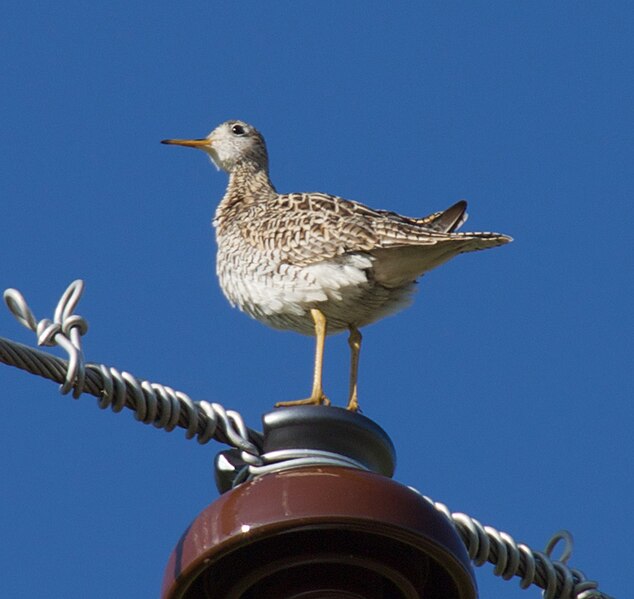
left=160, top=138, right=211, bottom=148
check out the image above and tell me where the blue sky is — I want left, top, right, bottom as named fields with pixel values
left=1, top=2, right=631, bottom=597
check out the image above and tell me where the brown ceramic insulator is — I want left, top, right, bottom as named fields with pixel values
left=162, top=466, right=477, bottom=598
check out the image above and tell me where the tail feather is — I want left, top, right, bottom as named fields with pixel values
left=413, top=200, right=468, bottom=232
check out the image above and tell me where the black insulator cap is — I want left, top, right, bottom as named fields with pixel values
left=262, top=406, right=396, bottom=477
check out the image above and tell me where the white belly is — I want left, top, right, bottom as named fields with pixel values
left=215, top=237, right=415, bottom=335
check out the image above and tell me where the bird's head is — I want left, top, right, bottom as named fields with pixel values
left=161, top=120, right=268, bottom=173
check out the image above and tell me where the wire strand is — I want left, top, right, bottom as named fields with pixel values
left=1, top=281, right=261, bottom=461
left=421, top=495, right=613, bottom=599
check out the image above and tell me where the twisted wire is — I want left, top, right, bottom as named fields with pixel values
left=1, top=281, right=261, bottom=462
left=423, top=496, right=613, bottom=599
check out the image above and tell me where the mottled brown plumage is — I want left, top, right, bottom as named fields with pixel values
left=162, top=120, right=511, bottom=411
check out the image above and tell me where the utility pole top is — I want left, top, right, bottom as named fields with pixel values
left=162, top=407, right=476, bottom=599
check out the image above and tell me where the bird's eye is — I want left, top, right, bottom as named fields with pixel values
left=231, top=124, right=246, bottom=136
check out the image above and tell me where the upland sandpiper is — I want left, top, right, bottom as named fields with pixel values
left=162, top=120, right=511, bottom=412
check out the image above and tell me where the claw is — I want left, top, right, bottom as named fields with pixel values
left=275, top=393, right=330, bottom=408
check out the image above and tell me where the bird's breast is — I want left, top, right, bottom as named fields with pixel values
left=214, top=232, right=416, bottom=334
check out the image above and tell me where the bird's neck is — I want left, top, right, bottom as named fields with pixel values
left=227, top=160, right=276, bottom=198
left=215, top=160, right=277, bottom=229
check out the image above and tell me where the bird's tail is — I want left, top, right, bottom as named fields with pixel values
left=412, top=200, right=469, bottom=232
left=371, top=231, right=512, bottom=288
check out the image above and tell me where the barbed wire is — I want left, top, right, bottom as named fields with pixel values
left=1, top=281, right=613, bottom=599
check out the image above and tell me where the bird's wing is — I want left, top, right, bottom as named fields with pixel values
left=240, top=192, right=510, bottom=271
left=239, top=192, right=381, bottom=264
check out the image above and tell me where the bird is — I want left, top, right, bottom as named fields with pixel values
left=161, top=120, right=511, bottom=412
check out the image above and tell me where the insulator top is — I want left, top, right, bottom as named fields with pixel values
left=215, top=406, right=396, bottom=493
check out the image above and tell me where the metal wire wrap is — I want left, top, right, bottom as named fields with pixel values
left=4, top=280, right=88, bottom=397
left=248, top=448, right=369, bottom=478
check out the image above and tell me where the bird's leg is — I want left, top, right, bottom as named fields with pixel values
left=307, top=308, right=330, bottom=405
left=275, top=308, right=330, bottom=408
left=346, top=326, right=362, bottom=412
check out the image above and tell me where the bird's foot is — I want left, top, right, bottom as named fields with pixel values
left=346, top=395, right=360, bottom=413
left=275, top=392, right=330, bottom=408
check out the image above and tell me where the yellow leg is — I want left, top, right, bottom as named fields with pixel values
left=275, top=309, right=330, bottom=408
left=346, top=326, right=362, bottom=412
